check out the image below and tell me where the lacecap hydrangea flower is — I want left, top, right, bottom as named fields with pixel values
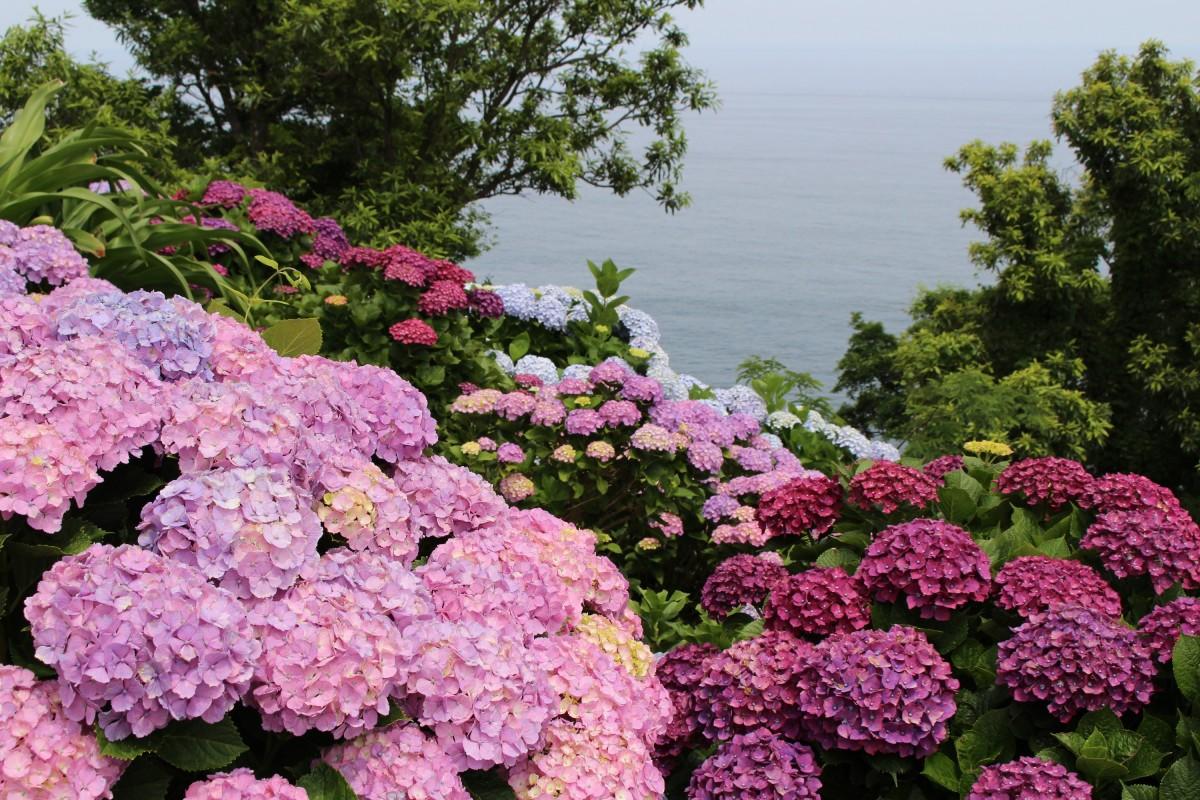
left=765, top=566, right=871, bottom=637
left=1081, top=508, right=1200, bottom=593
left=182, top=769, right=309, bottom=800
left=965, top=757, right=1093, bottom=800
left=996, top=604, right=1156, bottom=722
left=996, top=456, right=1094, bottom=511
left=700, top=553, right=789, bottom=618
left=322, top=721, right=470, bottom=800
left=849, top=460, right=940, bottom=514
left=1139, top=597, right=1200, bottom=664
left=756, top=474, right=843, bottom=538
left=857, top=518, right=991, bottom=620
left=25, top=544, right=260, bottom=739
left=687, top=729, right=822, bottom=800
left=993, top=555, right=1121, bottom=620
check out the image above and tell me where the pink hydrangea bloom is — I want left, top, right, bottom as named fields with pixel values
left=688, top=729, right=822, bottom=800
left=332, top=361, right=437, bottom=461
left=687, top=440, right=725, bottom=473
left=1081, top=472, right=1190, bottom=522
left=497, top=442, right=526, bottom=463
left=585, top=440, right=616, bottom=461
left=0, top=419, right=99, bottom=532
left=201, top=180, right=246, bottom=207
left=0, top=666, right=126, bottom=800
left=650, top=511, right=684, bottom=538
left=1139, top=597, right=1200, bottom=663
left=494, top=391, right=537, bottom=420
left=323, top=722, right=470, bottom=800
left=620, top=375, right=663, bottom=404
left=710, top=520, right=771, bottom=546
left=566, top=408, right=605, bottom=436
left=246, top=188, right=315, bottom=238
left=311, top=452, right=417, bottom=564
left=849, top=460, right=940, bottom=514
left=795, top=626, right=958, bottom=757
left=418, top=280, right=470, bottom=316
left=25, top=544, right=260, bottom=739
left=993, top=556, right=1121, bottom=619
left=451, top=388, right=503, bottom=414
left=765, top=567, right=871, bottom=637
left=966, top=757, right=1092, bottom=800
left=700, top=554, right=789, bottom=618
left=996, top=457, right=1094, bottom=511
left=182, top=769, right=309, bottom=800
left=858, top=518, right=991, bottom=620
left=393, top=455, right=507, bottom=540
left=499, top=473, right=536, bottom=503
left=588, top=360, right=630, bottom=385
left=599, top=399, right=642, bottom=426
left=389, top=318, right=438, bottom=345
left=1081, top=508, right=1200, bottom=593
left=510, top=721, right=663, bottom=800
left=207, top=314, right=282, bottom=384
left=529, top=397, right=566, bottom=425
left=630, top=423, right=687, bottom=452
left=997, top=605, right=1156, bottom=722
left=0, top=294, right=55, bottom=357
left=756, top=474, right=843, bottom=538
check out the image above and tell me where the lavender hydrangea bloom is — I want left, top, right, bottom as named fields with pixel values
left=25, top=544, right=260, bottom=739
left=494, top=283, right=537, bottom=320
left=393, top=455, right=508, bottom=540
left=714, top=385, right=768, bottom=421
left=489, top=349, right=516, bottom=375
left=803, top=410, right=900, bottom=461
left=138, top=465, right=323, bottom=599
left=513, top=354, right=559, bottom=385
left=323, top=722, right=470, bottom=800
left=531, top=296, right=569, bottom=330
left=688, top=440, right=724, bottom=473
left=7, top=225, right=90, bottom=286
left=966, top=757, right=1093, bottom=800
left=333, top=361, right=438, bottom=461
left=688, top=729, right=822, bottom=800
left=560, top=363, right=593, bottom=382
left=55, top=289, right=217, bottom=380
left=0, top=253, right=25, bottom=296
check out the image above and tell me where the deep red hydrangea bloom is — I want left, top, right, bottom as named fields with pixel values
left=996, top=457, right=1094, bottom=511
left=687, top=729, right=822, bottom=800
left=381, top=245, right=435, bottom=286
left=1081, top=508, right=1200, bottom=594
left=756, top=475, right=843, bottom=538
left=432, top=259, right=475, bottom=284
left=795, top=626, right=957, bottom=758
left=997, top=605, right=1156, bottom=722
left=966, top=757, right=1093, bottom=800
left=1081, top=472, right=1190, bottom=521
left=857, top=519, right=991, bottom=620
left=765, top=567, right=870, bottom=637
left=1139, top=597, right=1200, bottom=664
left=699, top=554, right=789, bottom=618
left=388, top=318, right=438, bottom=346
left=467, top=289, right=504, bottom=318
left=417, top=280, right=469, bottom=316
left=340, top=246, right=387, bottom=270
left=923, top=454, right=965, bottom=480
left=694, top=630, right=811, bottom=742
left=654, top=643, right=720, bottom=768
left=994, top=556, right=1121, bottom=620
left=849, top=461, right=940, bottom=514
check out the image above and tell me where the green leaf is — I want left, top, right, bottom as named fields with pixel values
left=96, top=725, right=157, bottom=761
left=814, top=547, right=860, bottom=571
left=1122, top=785, right=1159, bottom=800
left=461, top=768, right=517, bottom=799
left=507, top=332, right=530, bottom=362
left=1160, top=756, right=1200, bottom=800
left=261, top=317, right=323, bottom=357
left=939, top=485, right=977, bottom=524
left=951, top=640, right=997, bottom=687
left=152, top=717, right=247, bottom=772
left=1174, top=636, right=1200, bottom=704
left=298, top=764, right=358, bottom=799
left=1076, top=754, right=1131, bottom=785
left=956, top=710, right=1015, bottom=774
left=416, top=364, right=445, bottom=386
left=111, top=756, right=173, bottom=800
left=921, top=751, right=962, bottom=792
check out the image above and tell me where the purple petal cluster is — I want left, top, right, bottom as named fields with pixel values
left=246, top=188, right=314, bottom=238
left=694, top=630, right=811, bottom=742
left=966, top=757, right=1093, bottom=800
left=849, top=460, right=940, bottom=514
left=393, top=455, right=508, bottom=539
left=687, top=729, right=822, bottom=800
left=323, top=722, right=470, bottom=800
left=300, top=216, right=350, bottom=267
left=700, top=553, right=789, bottom=618
left=1139, top=597, right=1200, bottom=663
left=994, top=556, right=1121, bottom=619
left=2, top=224, right=90, bottom=286
left=765, top=566, right=871, bottom=636
left=996, top=456, right=1094, bottom=511
left=201, top=180, right=247, bottom=207
left=1081, top=472, right=1190, bottom=522
left=1081, top=508, right=1200, bottom=593
left=923, top=454, right=965, bottom=480
left=756, top=474, right=843, bottom=538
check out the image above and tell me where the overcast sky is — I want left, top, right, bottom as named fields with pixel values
left=3, top=1, right=1200, bottom=97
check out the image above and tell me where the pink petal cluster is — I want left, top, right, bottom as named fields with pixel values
left=25, top=544, right=260, bottom=739
left=182, top=768, right=309, bottom=800
left=393, top=455, right=508, bottom=539
left=1139, top=597, right=1200, bottom=663
left=755, top=474, right=843, bottom=538
left=923, top=454, right=965, bottom=480
left=653, top=643, right=720, bottom=765
left=687, top=729, right=822, bottom=800
left=849, top=460, right=940, bottom=514
left=418, top=279, right=470, bottom=316
left=765, top=566, right=871, bottom=636
left=997, top=605, right=1156, bottom=722
left=323, top=722, right=470, bottom=800
left=966, top=757, right=1093, bottom=800
left=700, top=553, right=789, bottom=618
left=993, top=555, right=1121, bottom=619
left=1081, top=509, right=1200, bottom=593
left=858, top=518, right=991, bottom=620
left=1081, top=471, right=1189, bottom=521
left=331, top=361, right=437, bottom=461
left=694, top=630, right=811, bottom=742
left=246, top=188, right=315, bottom=238
left=200, top=180, right=247, bottom=207
left=311, top=453, right=417, bottom=563
left=996, top=456, right=1094, bottom=511
left=389, top=318, right=438, bottom=345
left=795, top=626, right=958, bottom=757
left=499, top=472, right=536, bottom=502
left=0, top=666, right=126, bottom=800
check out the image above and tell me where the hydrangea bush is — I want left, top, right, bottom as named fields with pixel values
left=0, top=234, right=673, bottom=800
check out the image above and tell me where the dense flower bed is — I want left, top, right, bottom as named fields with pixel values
left=0, top=225, right=671, bottom=799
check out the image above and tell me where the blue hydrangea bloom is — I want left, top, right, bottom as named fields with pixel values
left=514, top=354, right=560, bottom=385
left=493, top=283, right=537, bottom=321
left=616, top=306, right=660, bottom=348
left=561, top=363, right=593, bottom=382
left=488, top=349, right=515, bottom=375
left=715, top=385, right=768, bottom=422
left=531, top=296, right=569, bottom=331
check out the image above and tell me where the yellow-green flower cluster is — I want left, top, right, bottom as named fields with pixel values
left=574, top=614, right=654, bottom=678
left=964, top=440, right=1013, bottom=457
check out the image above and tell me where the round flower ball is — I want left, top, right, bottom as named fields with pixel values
left=997, top=605, right=1156, bottom=722
left=687, top=729, right=822, bottom=800
left=923, top=454, right=965, bottom=480
left=994, top=556, right=1121, bottom=620
left=183, top=769, right=309, bottom=799
left=700, top=553, right=789, bottom=618
left=756, top=474, right=843, bottom=538
left=996, top=457, right=1094, bottom=511
left=795, top=626, right=958, bottom=758
left=765, top=567, right=871, bottom=637
left=694, top=630, right=811, bottom=742
left=1081, top=508, right=1200, bottom=594
left=1081, top=472, right=1188, bottom=520
left=857, top=518, right=991, bottom=621
left=24, top=544, right=260, bottom=740
left=966, top=757, right=1093, bottom=800
left=849, top=460, right=940, bottom=514
left=323, top=721, right=470, bottom=800
left=1139, top=597, right=1200, bottom=663
left=389, top=318, right=438, bottom=345
left=0, top=665, right=126, bottom=800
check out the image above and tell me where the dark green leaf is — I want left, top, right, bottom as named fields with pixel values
left=920, top=751, right=961, bottom=792
left=1174, top=636, right=1200, bottom=704
left=298, top=764, right=358, bottom=800
left=111, top=756, right=173, bottom=800
left=1121, top=785, right=1158, bottom=800
left=507, top=332, right=530, bottom=362
left=152, top=717, right=247, bottom=772
left=461, top=768, right=517, bottom=799
left=97, top=725, right=157, bottom=761
left=1160, top=756, right=1200, bottom=800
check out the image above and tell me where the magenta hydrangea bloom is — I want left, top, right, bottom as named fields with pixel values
left=300, top=216, right=350, bottom=268
left=857, top=518, right=991, bottom=620
left=795, top=626, right=958, bottom=757
left=393, top=455, right=508, bottom=540
left=654, top=642, right=720, bottom=764
left=1139, top=597, right=1200, bottom=663
left=687, top=440, right=724, bottom=473
left=311, top=452, right=417, bottom=564
left=389, top=318, right=438, bottom=345
left=924, top=454, right=965, bottom=480
left=182, top=769, right=309, bottom=800
left=201, top=180, right=246, bottom=207
left=997, top=605, right=1156, bottom=722
left=0, top=666, right=126, bottom=800
left=599, top=399, right=642, bottom=427
left=996, top=457, right=1094, bottom=511
left=566, top=408, right=605, bottom=436
left=695, top=630, right=811, bottom=742
left=849, top=460, right=940, bottom=514
left=25, top=544, right=260, bottom=739
left=994, top=556, right=1121, bottom=619
left=246, top=188, right=314, bottom=238
left=497, top=442, right=526, bottom=464
left=765, top=566, right=871, bottom=637
left=468, top=288, right=505, bottom=318
left=621, top=375, right=664, bottom=404
left=1081, top=472, right=1190, bottom=521
left=966, top=757, right=1093, bottom=800
left=323, top=722, right=470, bottom=800
left=1081, top=508, right=1200, bottom=593
left=700, top=554, right=789, bottom=618
left=687, top=729, right=822, bottom=800
left=418, top=280, right=470, bottom=316
left=657, top=643, right=720, bottom=693
left=756, top=474, right=843, bottom=538
left=138, top=465, right=323, bottom=599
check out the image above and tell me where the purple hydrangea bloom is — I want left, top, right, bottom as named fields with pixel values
left=6, top=225, right=90, bottom=286
left=1139, top=597, right=1200, bottom=663
left=700, top=554, right=789, bottom=618
left=694, top=630, right=811, bottom=742
left=702, top=493, right=739, bottom=521
left=966, top=757, right=1093, bottom=800
left=246, top=188, right=314, bottom=238
left=300, top=216, right=350, bottom=268
left=25, top=544, right=260, bottom=740
left=498, top=443, right=526, bottom=463
left=688, top=440, right=725, bottom=473
left=765, top=567, right=871, bottom=637
left=997, top=457, right=1094, bottom=511
left=468, top=288, right=505, bottom=318
left=201, top=180, right=247, bottom=207
left=330, top=360, right=438, bottom=462
left=994, top=556, right=1121, bottom=619
left=924, top=454, right=965, bottom=480
left=565, top=408, right=605, bottom=436
left=1081, top=508, right=1200, bottom=593
left=322, top=722, right=470, bottom=800
left=687, top=729, right=822, bottom=800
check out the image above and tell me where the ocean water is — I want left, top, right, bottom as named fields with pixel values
left=470, top=88, right=1061, bottom=392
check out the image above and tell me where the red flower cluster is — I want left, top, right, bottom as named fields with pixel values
left=993, top=556, right=1121, bottom=620
left=756, top=475, right=843, bottom=538
left=417, top=280, right=470, bottom=316
left=764, top=567, right=870, bottom=637
left=388, top=319, right=438, bottom=346
left=996, top=457, right=1093, bottom=511
left=849, top=461, right=939, bottom=514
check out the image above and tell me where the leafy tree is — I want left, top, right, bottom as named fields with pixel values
left=83, top=0, right=717, bottom=257
left=837, top=42, right=1200, bottom=489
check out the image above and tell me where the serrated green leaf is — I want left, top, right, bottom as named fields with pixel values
left=261, top=317, right=322, bottom=357
left=1122, top=785, right=1158, bottom=800
left=1160, top=756, right=1200, bottom=800
left=152, top=717, right=247, bottom=772
left=111, top=756, right=173, bottom=800
left=956, top=710, right=1015, bottom=774
left=1174, top=636, right=1200, bottom=704
left=951, top=640, right=997, bottom=687
left=921, top=751, right=961, bottom=792
left=96, top=725, right=157, bottom=761
left=939, top=486, right=977, bottom=524
left=1076, top=754, right=1130, bottom=784
left=814, top=547, right=860, bottom=571
left=298, top=763, right=358, bottom=799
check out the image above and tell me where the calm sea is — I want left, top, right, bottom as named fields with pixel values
left=471, top=87, right=1060, bottom=392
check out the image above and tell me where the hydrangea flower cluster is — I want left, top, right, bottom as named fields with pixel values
left=1081, top=472, right=1189, bottom=521
left=755, top=474, right=843, bottom=538
left=993, top=556, right=1121, bottom=619
left=246, top=188, right=315, bottom=238
left=857, top=519, right=991, bottom=620
left=965, top=757, right=1093, bottom=800
left=848, top=460, right=940, bottom=514
left=654, top=643, right=720, bottom=765
left=0, top=222, right=89, bottom=287
left=182, top=769, right=309, bottom=800
left=996, top=457, right=1094, bottom=511
left=687, top=729, right=822, bottom=800
left=794, top=626, right=958, bottom=757
left=923, top=454, right=964, bottom=479
left=764, top=567, right=871, bottom=637
left=694, top=630, right=811, bottom=742
left=322, top=722, right=470, bottom=800
left=996, top=605, right=1156, bottom=722
left=1138, top=597, right=1200, bottom=663
left=1081, top=509, right=1200, bottom=593
left=699, top=553, right=788, bottom=618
